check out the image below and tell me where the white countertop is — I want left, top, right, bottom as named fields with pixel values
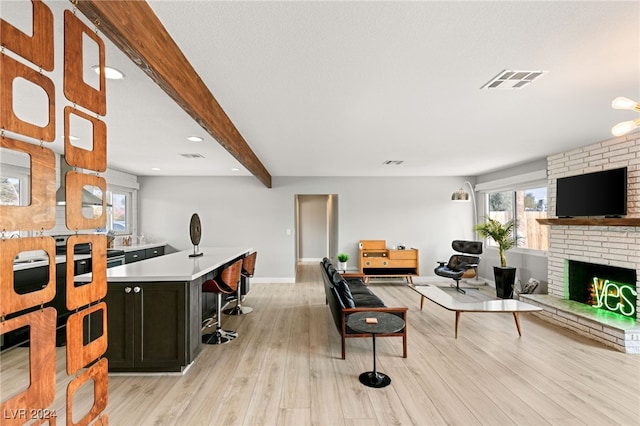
left=113, top=241, right=167, bottom=252
left=76, top=247, right=251, bottom=282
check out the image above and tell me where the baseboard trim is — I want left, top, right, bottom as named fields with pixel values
left=251, top=277, right=295, bottom=284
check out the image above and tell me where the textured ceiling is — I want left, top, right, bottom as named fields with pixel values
left=3, top=1, right=639, bottom=179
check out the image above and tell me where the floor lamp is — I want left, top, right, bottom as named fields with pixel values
left=451, top=181, right=486, bottom=286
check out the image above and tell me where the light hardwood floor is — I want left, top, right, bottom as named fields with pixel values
left=1, top=262, right=639, bottom=425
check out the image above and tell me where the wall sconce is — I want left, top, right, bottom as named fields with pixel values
left=611, top=97, right=640, bottom=136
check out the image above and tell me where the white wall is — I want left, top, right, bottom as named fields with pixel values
left=137, top=175, right=475, bottom=282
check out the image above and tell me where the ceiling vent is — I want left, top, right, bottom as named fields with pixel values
left=383, top=160, right=404, bottom=165
left=480, top=70, right=547, bottom=90
left=179, top=153, right=205, bottom=159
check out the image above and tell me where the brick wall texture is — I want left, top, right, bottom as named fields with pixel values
left=546, top=131, right=639, bottom=316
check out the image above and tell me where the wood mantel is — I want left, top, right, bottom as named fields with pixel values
left=537, top=218, right=640, bottom=226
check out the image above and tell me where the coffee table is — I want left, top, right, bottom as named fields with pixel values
left=409, top=284, right=542, bottom=338
left=346, top=311, right=406, bottom=388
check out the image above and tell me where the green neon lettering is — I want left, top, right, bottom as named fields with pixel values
left=603, top=281, right=620, bottom=311
left=619, top=285, right=637, bottom=317
left=591, top=277, right=636, bottom=318
left=592, top=277, right=605, bottom=308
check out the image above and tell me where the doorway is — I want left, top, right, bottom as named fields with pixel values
left=295, top=194, right=338, bottom=279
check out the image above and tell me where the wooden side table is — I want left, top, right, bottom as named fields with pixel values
left=346, top=311, right=405, bottom=388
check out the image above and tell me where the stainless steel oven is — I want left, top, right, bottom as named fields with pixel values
left=106, top=250, right=125, bottom=268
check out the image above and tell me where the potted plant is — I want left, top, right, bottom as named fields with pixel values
left=474, top=216, right=519, bottom=298
left=336, top=253, right=349, bottom=271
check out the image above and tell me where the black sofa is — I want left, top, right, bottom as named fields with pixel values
left=320, top=258, right=408, bottom=359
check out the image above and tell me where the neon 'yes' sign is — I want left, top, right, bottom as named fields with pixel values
left=592, top=277, right=637, bottom=318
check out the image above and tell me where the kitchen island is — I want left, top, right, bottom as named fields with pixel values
left=77, top=247, right=251, bottom=373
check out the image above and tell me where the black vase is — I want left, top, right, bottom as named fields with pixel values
left=493, top=266, right=516, bottom=299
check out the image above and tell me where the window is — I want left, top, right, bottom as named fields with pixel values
left=485, top=186, right=548, bottom=251
left=109, top=190, right=129, bottom=233
left=91, top=186, right=133, bottom=234
left=517, top=187, right=548, bottom=251
left=1, top=163, right=30, bottom=238
left=0, top=177, right=21, bottom=206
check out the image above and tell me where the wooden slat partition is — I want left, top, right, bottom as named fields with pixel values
left=0, top=53, right=56, bottom=141
left=0, top=237, right=56, bottom=317
left=0, top=0, right=54, bottom=71
left=63, top=9, right=106, bottom=116
left=0, top=137, right=57, bottom=230
left=64, top=171, right=106, bottom=230
left=64, top=106, right=107, bottom=172
left=75, top=0, right=272, bottom=188
left=0, top=308, right=57, bottom=426
left=66, top=302, right=108, bottom=375
left=1, top=1, right=109, bottom=423
left=65, top=358, right=108, bottom=426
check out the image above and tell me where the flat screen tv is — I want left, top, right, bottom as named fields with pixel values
left=556, top=167, right=627, bottom=217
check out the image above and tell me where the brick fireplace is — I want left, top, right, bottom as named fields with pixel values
left=520, top=132, right=640, bottom=353
left=567, top=260, right=636, bottom=319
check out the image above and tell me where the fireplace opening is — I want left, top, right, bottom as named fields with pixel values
left=567, top=260, right=637, bottom=319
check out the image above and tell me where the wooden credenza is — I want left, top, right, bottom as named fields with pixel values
left=359, top=240, right=419, bottom=283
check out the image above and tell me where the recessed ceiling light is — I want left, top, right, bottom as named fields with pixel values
left=92, top=65, right=125, bottom=80
left=151, top=167, right=160, bottom=171
left=480, top=69, right=547, bottom=90
left=231, top=168, right=240, bottom=172
left=186, top=136, right=204, bottom=142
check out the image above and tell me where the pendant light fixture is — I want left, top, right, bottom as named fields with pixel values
left=611, top=97, right=640, bottom=136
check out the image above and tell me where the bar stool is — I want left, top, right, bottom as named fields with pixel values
left=223, top=251, right=257, bottom=316
left=202, top=258, right=243, bottom=345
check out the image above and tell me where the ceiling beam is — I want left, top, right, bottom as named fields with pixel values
left=76, top=0, right=272, bottom=188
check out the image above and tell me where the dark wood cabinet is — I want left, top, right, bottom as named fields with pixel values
left=125, top=249, right=145, bottom=264
left=201, top=288, right=218, bottom=320
left=145, top=246, right=164, bottom=259
left=104, top=279, right=202, bottom=372
left=125, top=245, right=166, bottom=264
left=74, top=258, right=92, bottom=275
left=13, top=264, right=51, bottom=295
left=103, top=283, right=135, bottom=369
